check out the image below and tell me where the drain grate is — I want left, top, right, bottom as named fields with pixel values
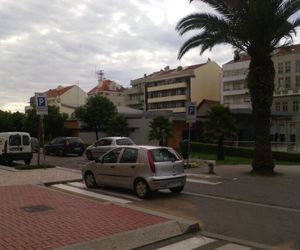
left=21, top=205, right=53, bottom=213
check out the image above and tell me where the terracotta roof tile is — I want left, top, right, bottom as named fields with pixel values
left=88, top=80, right=126, bottom=95
left=46, top=85, right=75, bottom=97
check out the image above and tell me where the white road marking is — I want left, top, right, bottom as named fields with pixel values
left=52, top=184, right=131, bottom=204
left=156, top=236, right=216, bottom=250
left=214, top=243, right=251, bottom=250
left=183, top=191, right=300, bottom=213
left=187, top=178, right=222, bottom=185
left=187, top=173, right=220, bottom=179
left=67, top=182, right=142, bottom=201
left=68, top=181, right=85, bottom=188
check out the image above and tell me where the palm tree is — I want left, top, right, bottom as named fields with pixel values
left=148, top=115, right=172, bottom=146
left=176, top=0, right=300, bottom=174
left=203, top=104, right=237, bottom=160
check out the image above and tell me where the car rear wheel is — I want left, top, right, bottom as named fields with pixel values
left=169, top=186, right=184, bottom=194
left=134, top=179, right=149, bottom=199
left=84, top=172, right=97, bottom=188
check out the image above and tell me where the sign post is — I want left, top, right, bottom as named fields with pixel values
left=186, top=102, right=197, bottom=166
left=35, top=93, right=48, bottom=167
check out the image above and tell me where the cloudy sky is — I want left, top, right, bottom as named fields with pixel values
left=0, top=0, right=299, bottom=113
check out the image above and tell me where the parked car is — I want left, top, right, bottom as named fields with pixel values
left=82, top=145, right=186, bottom=198
left=30, top=137, right=39, bottom=153
left=0, top=132, right=33, bottom=165
left=85, top=137, right=135, bottom=160
left=44, top=137, right=84, bottom=156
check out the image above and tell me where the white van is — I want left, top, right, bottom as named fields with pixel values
left=0, top=132, right=33, bottom=165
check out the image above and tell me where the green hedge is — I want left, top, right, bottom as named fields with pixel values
left=190, top=142, right=300, bottom=162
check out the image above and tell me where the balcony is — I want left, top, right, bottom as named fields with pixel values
left=223, top=88, right=248, bottom=96
left=148, top=95, right=188, bottom=104
left=126, top=87, right=144, bottom=95
left=148, top=82, right=187, bottom=92
left=148, top=107, right=186, bottom=113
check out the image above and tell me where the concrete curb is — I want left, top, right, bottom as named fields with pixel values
left=43, top=179, right=83, bottom=186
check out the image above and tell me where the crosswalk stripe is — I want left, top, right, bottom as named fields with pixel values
left=214, top=243, right=252, bottom=250
left=156, top=236, right=216, bottom=250
left=67, top=182, right=142, bottom=201
left=52, top=184, right=132, bottom=204
left=187, top=178, right=222, bottom=185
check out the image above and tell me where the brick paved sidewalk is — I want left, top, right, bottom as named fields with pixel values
left=0, top=167, right=81, bottom=186
left=0, top=185, right=168, bottom=250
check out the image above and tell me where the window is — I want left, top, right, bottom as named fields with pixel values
left=120, top=148, right=138, bottom=163
left=296, top=75, right=300, bottom=87
left=275, top=102, right=280, bottom=111
left=103, top=148, right=122, bottom=163
left=285, top=77, right=291, bottom=88
left=150, top=148, right=179, bottom=162
left=282, top=101, right=288, bottom=111
left=23, top=135, right=30, bottom=146
left=116, top=139, right=134, bottom=145
left=285, top=61, right=291, bottom=73
left=296, top=60, right=300, bottom=72
left=293, top=101, right=299, bottom=112
left=9, top=134, right=21, bottom=146
left=290, top=124, right=296, bottom=143
left=95, top=139, right=112, bottom=146
left=278, top=62, right=283, bottom=74
left=278, top=77, right=284, bottom=87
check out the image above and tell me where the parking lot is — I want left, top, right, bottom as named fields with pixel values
left=32, top=152, right=89, bottom=170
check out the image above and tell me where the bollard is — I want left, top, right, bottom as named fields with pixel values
left=208, top=162, right=215, bottom=174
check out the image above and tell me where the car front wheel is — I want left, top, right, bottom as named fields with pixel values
left=84, top=172, right=97, bottom=188
left=169, top=186, right=184, bottom=194
left=134, top=179, right=150, bottom=199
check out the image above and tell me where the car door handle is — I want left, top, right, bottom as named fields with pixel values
left=110, top=166, right=114, bottom=168
left=131, top=166, right=135, bottom=168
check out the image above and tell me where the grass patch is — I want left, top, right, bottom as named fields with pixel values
left=190, top=152, right=299, bottom=166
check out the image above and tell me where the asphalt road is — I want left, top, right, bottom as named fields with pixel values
left=32, top=153, right=300, bottom=249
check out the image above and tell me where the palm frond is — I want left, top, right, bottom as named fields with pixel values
left=178, top=32, right=228, bottom=59
left=176, top=13, right=229, bottom=36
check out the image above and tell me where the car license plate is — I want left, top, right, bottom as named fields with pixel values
left=74, top=147, right=80, bottom=150
left=169, top=181, right=181, bottom=188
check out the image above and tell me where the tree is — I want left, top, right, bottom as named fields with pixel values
left=203, top=104, right=237, bottom=160
left=148, top=115, right=172, bottom=146
left=23, top=106, right=68, bottom=140
left=106, top=113, right=130, bottom=137
left=176, top=0, right=300, bottom=174
left=74, top=95, right=117, bottom=140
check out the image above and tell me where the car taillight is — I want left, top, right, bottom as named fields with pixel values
left=4, top=140, right=7, bottom=153
left=147, top=150, right=156, bottom=174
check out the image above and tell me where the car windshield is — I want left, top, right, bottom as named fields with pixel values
left=116, top=139, right=134, bottom=145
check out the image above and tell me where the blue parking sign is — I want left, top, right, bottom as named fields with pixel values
left=35, top=93, right=48, bottom=115
left=186, top=102, right=196, bottom=123
left=37, top=97, right=46, bottom=107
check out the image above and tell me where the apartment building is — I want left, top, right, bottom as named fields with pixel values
left=125, top=76, right=147, bottom=110
left=88, top=79, right=126, bottom=107
left=26, top=85, right=87, bottom=117
left=221, top=44, right=300, bottom=146
left=127, top=60, right=221, bottom=113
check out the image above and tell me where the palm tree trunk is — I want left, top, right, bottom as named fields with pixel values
left=247, top=55, right=275, bottom=174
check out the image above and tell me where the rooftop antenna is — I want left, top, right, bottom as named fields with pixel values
left=96, top=69, right=105, bottom=83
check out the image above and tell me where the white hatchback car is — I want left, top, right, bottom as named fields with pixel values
left=85, top=137, right=135, bottom=160
left=82, top=145, right=186, bottom=198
